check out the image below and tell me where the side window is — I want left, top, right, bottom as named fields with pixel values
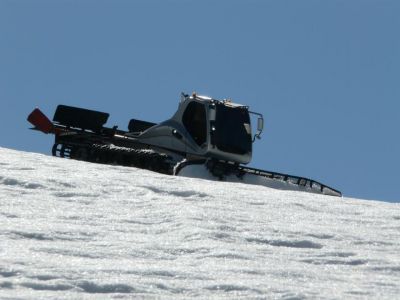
left=182, top=101, right=207, bottom=146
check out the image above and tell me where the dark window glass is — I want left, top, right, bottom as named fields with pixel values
left=212, top=104, right=252, bottom=155
left=182, top=101, right=207, bottom=146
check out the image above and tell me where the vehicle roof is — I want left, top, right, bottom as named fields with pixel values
left=190, top=93, right=248, bottom=109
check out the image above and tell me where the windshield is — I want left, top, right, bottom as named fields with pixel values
left=212, top=104, right=252, bottom=155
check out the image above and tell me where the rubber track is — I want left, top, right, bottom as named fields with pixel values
left=54, top=143, right=174, bottom=175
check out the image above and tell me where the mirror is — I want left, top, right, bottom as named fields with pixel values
left=249, top=111, right=264, bottom=142
left=257, top=117, right=264, bottom=132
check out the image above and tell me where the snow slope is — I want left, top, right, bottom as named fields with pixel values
left=0, top=147, right=399, bottom=299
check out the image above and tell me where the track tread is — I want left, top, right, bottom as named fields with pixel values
left=53, top=143, right=174, bottom=175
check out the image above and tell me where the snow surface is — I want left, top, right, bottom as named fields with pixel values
left=0, top=147, right=399, bottom=299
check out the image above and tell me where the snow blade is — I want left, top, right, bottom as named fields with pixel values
left=175, top=159, right=342, bottom=197
left=239, top=166, right=342, bottom=197
left=27, top=108, right=54, bottom=134
left=53, top=105, right=109, bottom=133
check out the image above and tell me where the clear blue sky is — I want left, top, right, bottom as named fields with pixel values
left=1, top=0, right=399, bottom=202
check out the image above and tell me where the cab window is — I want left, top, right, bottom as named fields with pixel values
left=182, top=102, right=207, bottom=146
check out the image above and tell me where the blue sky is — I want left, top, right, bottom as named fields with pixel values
left=1, top=0, right=399, bottom=202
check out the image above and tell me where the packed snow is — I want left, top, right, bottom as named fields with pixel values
left=0, top=147, right=399, bottom=299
